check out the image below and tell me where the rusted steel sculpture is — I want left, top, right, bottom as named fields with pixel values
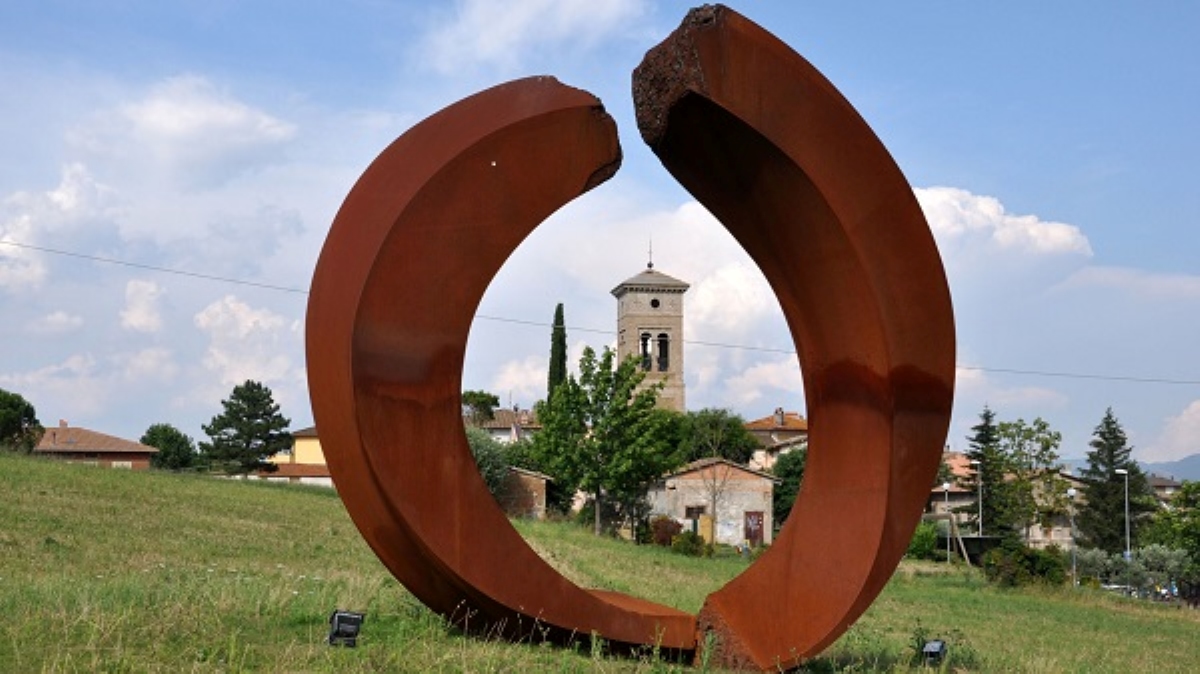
left=307, top=5, right=954, bottom=672
left=632, top=6, right=955, bottom=668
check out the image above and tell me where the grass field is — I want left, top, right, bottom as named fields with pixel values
left=2, top=452, right=1197, bottom=672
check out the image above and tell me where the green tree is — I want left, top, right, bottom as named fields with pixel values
left=1143, top=480, right=1200, bottom=588
left=1078, top=408, right=1154, bottom=554
left=465, top=425, right=508, bottom=498
left=958, top=406, right=1013, bottom=537
left=679, top=408, right=759, bottom=464
left=532, top=346, right=681, bottom=536
left=0, top=388, right=42, bottom=453
left=200, top=380, right=292, bottom=475
left=461, top=390, right=500, bottom=427
left=998, top=417, right=1067, bottom=543
left=142, top=423, right=197, bottom=471
left=547, top=303, right=568, bottom=400
left=771, top=445, right=807, bottom=528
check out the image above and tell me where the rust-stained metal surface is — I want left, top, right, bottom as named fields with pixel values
left=305, top=76, right=694, bottom=652
left=634, top=6, right=955, bottom=669
left=307, top=5, right=954, bottom=671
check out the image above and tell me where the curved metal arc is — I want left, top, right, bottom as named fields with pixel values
left=633, top=6, right=955, bottom=669
left=307, top=76, right=695, bottom=650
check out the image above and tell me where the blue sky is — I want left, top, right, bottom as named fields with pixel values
left=1, top=1, right=1197, bottom=464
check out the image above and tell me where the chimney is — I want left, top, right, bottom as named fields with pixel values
left=774, top=408, right=785, bottom=426
left=59, top=419, right=68, bottom=428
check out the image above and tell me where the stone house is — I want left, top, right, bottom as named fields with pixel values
left=648, top=457, right=779, bottom=547
left=745, top=408, right=808, bottom=471
left=496, top=467, right=552, bottom=519
left=474, top=407, right=540, bottom=444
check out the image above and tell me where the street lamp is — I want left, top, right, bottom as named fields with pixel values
left=970, top=459, right=982, bottom=536
left=943, top=482, right=952, bottom=562
left=1115, top=468, right=1131, bottom=592
left=1066, top=487, right=1077, bottom=586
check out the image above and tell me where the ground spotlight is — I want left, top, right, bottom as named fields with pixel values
left=922, top=639, right=947, bottom=666
left=328, top=609, right=364, bottom=647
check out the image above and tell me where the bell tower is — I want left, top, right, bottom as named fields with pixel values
left=611, top=261, right=689, bottom=412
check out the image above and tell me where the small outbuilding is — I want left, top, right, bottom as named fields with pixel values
left=648, top=457, right=779, bottom=547
left=497, top=467, right=553, bottom=520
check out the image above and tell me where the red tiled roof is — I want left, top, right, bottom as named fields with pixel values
left=293, top=426, right=318, bottom=438
left=473, top=408, right=541, bottom=431
left=745, top=410, right=808, bottom=432
left=1148, top=473, right=1182, bottom=489
left=267, top=463, right=332, bottom=478
left=664, top=457, right=780, bottom=483
left=35, top=422, right=157, bottom=455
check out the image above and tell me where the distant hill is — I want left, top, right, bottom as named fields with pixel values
left=1060, top=454, right=1200, bottom=482
left=1141, top=453, right=1200, bottom=482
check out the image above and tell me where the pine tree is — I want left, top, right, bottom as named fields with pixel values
left=958, top=406, right=1017, bottom=538
left=547, top=303, right=567, bottom=400
left=200, top=380, right=292, bottom=475
left=1078, top=408, right=1154, bottom=554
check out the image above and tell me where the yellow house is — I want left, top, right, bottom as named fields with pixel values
left=266, top=427, right=333, bottom=486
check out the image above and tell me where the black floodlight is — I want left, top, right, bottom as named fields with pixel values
left=922, top=639, right=947, bottom=666
left=328, top=609, right=364, bottom=647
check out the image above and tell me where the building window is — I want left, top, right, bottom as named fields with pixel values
left=657, top=333, right=670, bottom=371
left=685, top=505, right=706, bottom=519
left=639, top=332, right=652, bottom=370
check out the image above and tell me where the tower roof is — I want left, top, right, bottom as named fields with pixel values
left=611, top=265, right=690, bottom=297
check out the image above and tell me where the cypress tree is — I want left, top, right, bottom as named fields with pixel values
left=547, top=303, right=567, bottom=400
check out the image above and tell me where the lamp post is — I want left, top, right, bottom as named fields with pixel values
left=1066, top=487, right=1077, bottom=586
left=970, top=459, right=982, bottom=536
left=943, top=482, right=952, bottom=562
left=1116, top=468, right=1131, bottom=593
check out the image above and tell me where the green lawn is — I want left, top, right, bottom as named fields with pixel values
left=2, top=452, right=1196, bottom=672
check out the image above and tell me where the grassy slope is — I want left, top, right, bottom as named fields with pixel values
left=1, top=452, right=1197, bottom=672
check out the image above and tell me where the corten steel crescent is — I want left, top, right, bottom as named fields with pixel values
left=306, top=5, right=955, bottom=671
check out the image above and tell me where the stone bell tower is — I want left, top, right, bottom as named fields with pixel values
left=611, top=261, right=689, bottom=412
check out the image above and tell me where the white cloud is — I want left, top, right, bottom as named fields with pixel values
left=29, top=311, right=84, bottom=335
left=917, top=186, right=1092, bottom=257
left=686, top=263, right=774, bottom=337
left=490, top=354, right=547, bottom=407
left=120, top=279, right=164, bottom=333
left=419, top=0, right=645, bottom=74
left=193, top=295, right=295, bottom=388
left=954, top=365, right=1069, bottom=412
left=118, top=347, right=178, bottom=383
left=1, top=163, right=117, bottom=291
left=0, top=354, right=108, bottom=418
left=723, top=355, right=803, bottom=408
left=71, top=75, right=296, bottom=189
left=1145, top=400, right=1200, bottom=462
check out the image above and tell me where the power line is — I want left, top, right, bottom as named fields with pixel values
left=5, top=238, right=1198, bottom=387
left=0, top=239, right=309, bottom=294
left=957, top=365, right=1200, bottom=386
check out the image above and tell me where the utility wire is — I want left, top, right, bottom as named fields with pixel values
left=0, top=239, right=309, bottom=294
left=5, top=238, right=1199, bottom=386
